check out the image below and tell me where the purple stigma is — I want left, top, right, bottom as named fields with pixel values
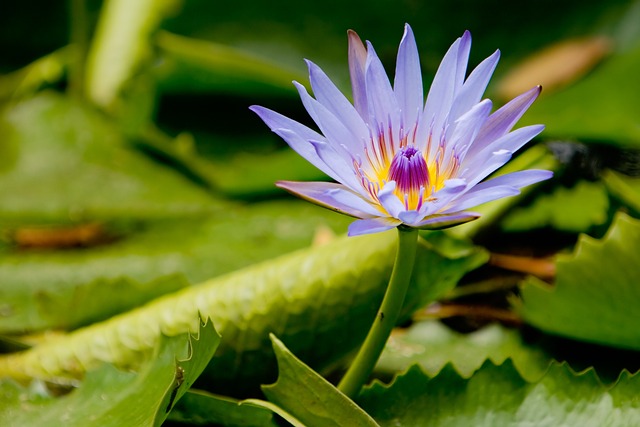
left=388, top=146, right=429, bottom=195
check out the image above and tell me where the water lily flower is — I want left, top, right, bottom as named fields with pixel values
left=251, top=24, right=552, bottom=236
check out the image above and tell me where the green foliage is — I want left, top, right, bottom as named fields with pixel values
left=516, top=212, right=640, bottom=349
left=155, top=31, right=307, bottom=97
left=358, top=361, right=640, bottom=426
left=168, top=390, right=278, bottom=427
left=255, top=334, right=378, bottom=427
left=0, top=92, right=217, bottom=223
left=501, top=180, right=609, bottom=233
left=376, top=320, right=551, bottom=382
left=0, top=231, right=486, bottom=394
left=522, top=41, right=640, bottom=147
left=0, top=318, right=220, bottom=427
left=0, top=201, right=350, bottom=333
left=603, top=169, right=640, bottom=214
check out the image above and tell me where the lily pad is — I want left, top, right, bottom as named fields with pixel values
left=500, top=180, right=609, bottom=233
left=516, top=212, right=640, bottom=350
left=0, top=200, right=350, bottom=334
left=0, top=318, right=220, bottom=427
left=358, top=360, right=640, bottom=426
left=377, top=320, right=551, bottom=382
left=0, top=230, right=486, bottom=396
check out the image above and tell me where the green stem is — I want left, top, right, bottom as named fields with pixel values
left=337, top=226, right=419, bottom=398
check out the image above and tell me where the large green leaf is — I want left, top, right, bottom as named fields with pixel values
left=500, top=180, right=609, bottom=233
left=516, top=212, right=640, bottom=350
left=0, top=200, right=350, bottom=334
left=376, top=320, right=551, bottom=382
left=0, top=230, right=486, bottom=395
left=357, top=361, right=640, bottom=426
left=0, top=318, right=220, bottom=427
left=0, top=92, right=217, bottom=223
left=256, top=334, right=378, bottom=427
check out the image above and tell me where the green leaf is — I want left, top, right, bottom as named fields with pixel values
left=84, top=0, right=180, bottom=109
left=521, top=42, right=640, bottom=147
left=500, top=180, right=609, bottom=233
left=0, top=318, right=220, bottom=427
left=376, top=320, right=551, bottom=382
left=260, top=334, right=379, bottom=427
left=0, top=92, right=217, bottom=223
left=0, top=200, right=350, bottom=334
left=358, top=361, right=640, bottom=426
left=603, top=169, right=640, bottom=214
left=155, top=31, right=307, bottom=97
left=0, top=48, right=69, bottom=101
left=167, top=389, right=278, bottom=427
left=516, top=212, right=640, bottom=350
left=0, top=230, right=486, bottom=395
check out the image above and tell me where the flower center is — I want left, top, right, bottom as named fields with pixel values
left=388, top=146, right=429, bottom=196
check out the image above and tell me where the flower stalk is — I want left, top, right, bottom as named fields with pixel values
left=337, top=226, right=419, bottom=398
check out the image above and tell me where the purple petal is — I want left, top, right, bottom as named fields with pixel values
left=250, top=105, right=325, bottom=142
left=449, top=50, right=500, bottom=121
left=445, top=185, right=520, bottom=212
left=348, top=30, right=369, bottom=118
left=455, top=31, right=472, bottom=89
left=365, top=41, right=401, bottom=142
left=422, top=178, right=468, bottom=216
left=470, top=86, right=541, bottom=158
left=294, top=81, right=362, bottom=154
left=377, top=181, right=405, bottom=218
left=447, top=99, right=493, bottom=159
left=414, top=211, right=481, bottom=229
left=394, top=24, right=423, bottom=129
left=444, top=169, right=552, bottom=213
left=467, top=125, right=544, bottom=168
left=306, top=60, right=370, bottom=142
left=473, top=169, right=553, bottom=190
left=398, top=210, right=423, bottom=225
left=419, top=33, right=469, bottom=157
left=310, top=140, right=364, bottom=193
left=277, top=181, right=380, bottom=218
left=251, top=106, right=338, bottom=180
left=348, top=217, right=401, bottom=236
left=461, top=149, right=513, bottom=188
